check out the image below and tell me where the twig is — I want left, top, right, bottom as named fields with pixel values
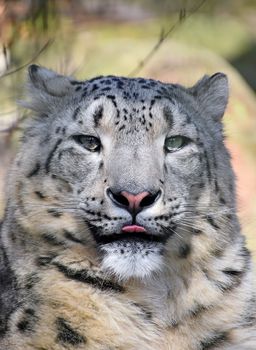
left=3, top=45, right=9, bottom=70
left=0, top=39, right=54, bottom=78
left=128, top=0, right=207, bottom=77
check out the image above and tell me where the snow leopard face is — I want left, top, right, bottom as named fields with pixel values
left=11, top=65, right=231, bottom=280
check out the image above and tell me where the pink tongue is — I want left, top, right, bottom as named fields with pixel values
left=122, top=225, right=146, bottom=233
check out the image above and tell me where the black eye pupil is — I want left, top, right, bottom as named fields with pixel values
left=73, top=135, right=101, bottom=152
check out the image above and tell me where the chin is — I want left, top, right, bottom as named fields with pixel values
left=99, top=240, right=164, bottom=281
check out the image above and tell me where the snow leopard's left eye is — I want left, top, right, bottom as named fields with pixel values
left=164, top=136, right=190, bottom=152
left=72, top=135, right=101, bottom=152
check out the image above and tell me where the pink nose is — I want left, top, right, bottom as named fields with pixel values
left=107, top=188, right=161, bottom=214
left=121, top=191, right=150, bottom=211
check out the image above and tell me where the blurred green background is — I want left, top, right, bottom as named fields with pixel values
left=0, top=0, right=256, bottom=259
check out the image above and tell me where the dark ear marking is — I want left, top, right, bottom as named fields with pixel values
left=28, top=64, right=40, bottom=83
left=28, top=64, right=52, bottom=92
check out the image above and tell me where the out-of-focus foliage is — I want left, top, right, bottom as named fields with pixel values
left=1, top=0, right=256, bottom=83
left=0, top=0, right=255, bottom=260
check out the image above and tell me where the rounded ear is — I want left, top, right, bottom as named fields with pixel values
left=189, top=73, right=229, bottom=121
left=22, top=65, right=80, bottom=114
left=28, top=65, right=75, bottom=97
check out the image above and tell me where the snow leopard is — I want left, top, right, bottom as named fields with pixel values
left=0, top=65, right=255, bottom=349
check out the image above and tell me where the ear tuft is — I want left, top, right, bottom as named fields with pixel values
left=189, top=72, right=229, bottom=121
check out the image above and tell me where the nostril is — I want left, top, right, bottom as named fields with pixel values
left=140, top=190, right=161, bottom=208
left=106, top=188, right=129, bottom=207
left=112, top=192, right=129, bottom=207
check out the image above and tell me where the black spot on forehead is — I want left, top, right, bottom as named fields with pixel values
left=163, top=106, right=173, bottom=128
left=93, top=105, right=104, bottom=128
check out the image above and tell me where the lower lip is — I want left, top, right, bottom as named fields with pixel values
left=122, top=225, right=147, bottom=233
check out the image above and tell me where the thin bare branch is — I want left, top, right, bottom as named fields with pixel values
left=128, top=0, right=207, bottom=77
left=3, top=45, right=9, bottom=70
left=0, top=39, right=54, bottom=78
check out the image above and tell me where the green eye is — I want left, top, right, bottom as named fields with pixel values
left=164, top=136, right=188, bottom=152
left=73, top=135, right=101, bottom=152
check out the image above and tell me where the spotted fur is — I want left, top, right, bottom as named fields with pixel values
left=0, top=65, right=255, bottom=349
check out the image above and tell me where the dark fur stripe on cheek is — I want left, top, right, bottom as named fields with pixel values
left=72, top=106, right=81, bottom=120
left=45, top=139, right=62, bottom=173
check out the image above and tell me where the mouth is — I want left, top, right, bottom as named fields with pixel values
left=97, top=224, right=166, bottom=279
left=93, top=224, right=168, bottom=245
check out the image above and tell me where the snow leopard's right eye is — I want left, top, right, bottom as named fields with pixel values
left=165, top=136, right=190, bottom=152
left=72, top=135, right=101, bottom=152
